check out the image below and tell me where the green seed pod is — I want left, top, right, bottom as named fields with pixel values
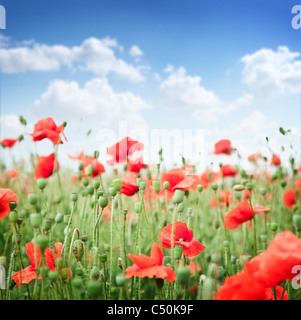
left=177, top=202, right=184, bottom=212
left=56, top=257, right=64, bottom=269
left=280, top=180, right=287, bottom=188
left=271, top=173, right=278, bottom=181
left=115, top=273, right=126, bottom=286
left=85, top=166, right=93, bottom=177
left=109, top=186, right=117, bottom=197
left=230, top=255, right=237, bottom=265
left=98, top=196, right=109, bottom=208
left=82, top=177, right=89, bottom=187
left=152, top=180, right=161, bottom=193
left=80, top=234, right=88, bottom=242
left=0, top=256, right=6, bottom=267
left=77, top=172, right=83, bottom=180
left=259, top=188, right=267, bottom=196
left=28, top=193, right=38, bottom=206
left=211, top=183, right=218, bottom=191
left=139, top=181, right=147, bottom=190
left=37, top=178, right=48, bottom=190
left=48, top=270, right=58, bottom=281
left=63, top=214, right=70, bottom=225
left=87, top=280, right=102, bottom=299
left=260, top=234, right=268, bottom=242
left=94, top=150, right=100, bottom=159
left=198, top=184, right=203, bottom=192
left=202, top=277, right=215, bottom=300
left=240, top=170, right=247, bottom=179
left=176, top=267, right=190, bottom=286
left=21, top=209, right=30, bottom=218
left=99, top=253, right=107, bottom=264
left=30, top=213, right=41, bottom=228
left=223, top=240, right=230, bottom=248
left=174, top=245, right=183, bottom=260
left=43, top=218, right=52, bottom=231
left=163, top=181, right=169, bottom=190
left=187, top=207, right=193, bottom=215
left=93, top=179, right=100, bottom=190
left=90, top=267, right=100, bottom=281
left=71, top=193, right=78, bottom=202
left=55, top=195, right=63, bottom=204
left=214, top=219, right=220, bottom=229
left=163, top=256, right=171, bottom=266
left=86, top=186, right=94, bottom=196
left=123, top=163, right=128, bottom=171
left=172, top=189, right=185, bottom=204
left=73, top=277, right=83, bottom=289
left=97, top=191, right=103, bottom=199
left=37, top=235, right=49, bottom=251
left=103, top=244, right=110, bottom=252
left=240, top=254, right=251, bottom=267
left=40, top=266, right=49, bottom=279
left=9, top=210, right=18, bottom=224
left=75, top=268, right=84, bottom=276
left=73, top=240, right=84, bottom=262
left=59, top=268, right=68, bottom=281
left=217, top=267, right=225, bottom=283
left=292, top=204, right=299, bottom=213
left=271, top=222, right=278, bottom=232
left=9, top=201, right=17, bottom=211
left=55, top=213, right=63, bottom=224
left=17, top=217, right=23, bottom=226
left=211, top=251, right=221, bottom=264
left=41, top=209, right=47, bottom=218
left=245, top=182, right=253, bottom=191
left=293, top=214, right=301, bottom=231
left=134, top=202, right=142, bottom=214
left=113, top=179, right=122, bottom=192
left=233, top=184, right=245, bottom=192
left=78, top=163, right=84, bottom=171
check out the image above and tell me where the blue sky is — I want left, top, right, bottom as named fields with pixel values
left=0, top=0, right=300, bottom=171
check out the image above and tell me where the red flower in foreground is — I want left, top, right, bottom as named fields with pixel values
left=120, top=173, right=140, bottom=197
left=159, top=222, right=205, bottom=257
left=171, top=175, right=200, bottom=192
left=160, top=168, right=186, bottom=199
left=283, top=189, right=297, bottom=209
left=265, top=286, right=288, bottom=300
left=224, top=199, right=270, bottom=230
left=34, top=153, right=58, bottom=180
left=126, top=242, right=176, bottom=282
left=214, top=139, right=233, bottom=155
left=82, top=157, right=105, bottom=178
left=220, top=164, right=237, bottom=177
left=0, top=188, right=18, bottom=220
left=0, top=138, right=19, bottom=148
left=271, top=154, right=281, bottom=166
left=126, top=156, right=147, bottom=173
left=107, top=136, right=143, bottom=165
left=29, top=117, right=67, bottom=145
left=12, top=242, right=71, bottom=287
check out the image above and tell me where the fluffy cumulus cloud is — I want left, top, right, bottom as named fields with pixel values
left=241, top=46, right=301, bottom=97
left=129, top=45, right=143, bottom=58
left=0, top=114, right=24, bottom=139
left=0, top=36, right=146, bottom=82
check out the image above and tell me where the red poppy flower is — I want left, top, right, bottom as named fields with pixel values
left=283, top=189, right=297, bottom=209
left=82, top=157, right=105, bottom=178
left=214, top=139, right=233, bottom=155
left=248, top=152, right=262, bottom=163
left=12, top=242, right=71, bottom=287
left=0, top=138, right=19, bottom=148
left=199, top=170, right=220, bottom=189
left=34, top=153, right=57, bottom=180
left=127, top=156, right=147, bottom=173
left=220, top=164, right=237, bottom=177
left=120, top=172, right=140, bottom=196
left=265, top=286, right=288, bottom=300
left=7, top=170, right=19, bottom=179
left=224, top=199, right=270, bottom=230
left=126, top=242, right=176, bottom=282
left=107, top=136, right=143, bottom=165
left=210, top=191, right=232, bottom=209
left=0, top=188, right=18, bottom=220
left=159, top=222, right=205, bottom=257
left=298, top=166, right=301, bottom=174
left=271, top=154, right=281, bottom=166
left=295, top=179, right=301, bottom=193
left=160, top=168, right=186, bottom=199
left=29, top=117, right=67, bottom=145
left=68, top=152, right=85, bottom=161
left=171, top=175, right=200, bottom=192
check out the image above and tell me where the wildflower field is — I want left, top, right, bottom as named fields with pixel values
left=0, top=116, right=301, bottom=302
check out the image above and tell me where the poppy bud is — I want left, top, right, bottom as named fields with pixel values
left=214, top=219, right=220, bottom=229
left=271, top=173, right=278, bottom=181
left=115, top=273, right=126, bottom=286
left=104, top=244, right=110, bottom=252
left=86, top=186, right=94, bottom=196
left=153, top=180, right=161, bottom=193
left=37, top=178, right=48, bottom=190
left=177, top=202, right=184, bottom=213
left=93, top=179, right=100, bottom=190
left=109, top=186, right=117, bottom=197
left=217, top=267, right=225, bottom=283
left=82, top=177, right=89, bottom=187
left=292, top=204, right=299, bottom=213
left=175, top=245, right=183, bottom=260
left=80, top=234, right=88, bottom=242
left=187, top=207, right=193, bottom=216
left=40, top=266, right=49, bottom=279
left=173, top=189, right=185, bottom=204
left=59, top=268, right=68, bottom=281
left=198, top=184, right=203, bottom=193
left=37, top=235, right=49, bottom=251
left=163, top=181, right=169, bottom=190
left=99, top=253, right=107, bottom=263
left=271, top=222, right=278, bottom=232
left=73, top=277, right=83, bottom=289
left=293, top=214, right=301, bottom=231
left=123, top=163, right=128, bottom=171
left=87, top=280, right=102, bottom=299
left=240, top=170, right=247, bottom=179
left=71, top=193, right=78, bottom=202
left=77, top=172, right=82, bottom=180
left=202, top=278, right=214, bottom=300
left=90, top=267, right=100, bottom=281
left=17, top=217, right=23, bottom=226
left=28, top=193, right=38, bottom=206
left=85, top=166, right=93, bottom=177
left=73, top=240, right=84, bottom=262
left=246, top=182, right=253, bottom=191
left=134, top=202, right=142, bottom=214
left=0, top=256, right=6, bottom=267
left=177, top=267, right=190, bottom=286
left=146, top=171, right=152, bottom=180
left=139, top=181, right=147, bottom=190
left=211, top=251, right=221, bottom=264
left=163, top=256, right=171, bottom=265
left=43, top=218, right=52, bottom=231
left=233, top=184, right=245, bottom=192
left=280, top=180, right=286, bottom=188
left=118, top=257, right=123, bottom=270
left=56, top=257, right=64, bottom=269
left=64, top=214, right=70, bottom=225
left=30, top=213, right=41, bottom=228
left=113, top=179, right=122, bottom=192
left=211, top=183, right=218, bottom=191
left=98, top=196, right=108, bottom=208
left=230, top=255, right=237, bottom=265
left=48, top=270, right=58, bottom=281
left=9, top=201, right=17, bottom=211
left=223, top=240, right=230, bottom=248
left=55, top=213, right=63, bottom=224
left=41, top=209, right=47, bottom=218
left=94, top=150, right=100, bottom=159
left=9, top=210, right=18, bottom=224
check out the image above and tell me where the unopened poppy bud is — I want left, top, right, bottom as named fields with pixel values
left=104, top=244, right=110, bottom=252
left=134, top=202, right=142, bottom=214
left=153, top=180, right=161, bottom=193
left=217, top=267, right=225, bottom=283
left=293, top=215, right=301, bottom=231
left=63, top=214, right=70, bottom=225
left=55, top=195, right=63, bottom=204
left=85, top=166, right=93, bottom=177
left=99, top=253, right=107, bottom=263
left=93, top=179, right=100, bottom=190
left=246, top=182, right=253, bottom=191
left=163, top=181, right=169, bottom=190
left=73, top=240, right=84, bottom=262
left=177, top=267, right=190, bottom=286
left=211, top=183, right=218, bottom=191
left=146, top=171, right=152, bottom=180
left=240, top=170, right=247, bottom=179
left=187, top=207, right=193, bottom=216
left=260, top=234, right=268, bottom=242
left=28, top=193, right=38, bottom=206
left=211, top=251, right=221, bottom=264
left=73, top=277, right=83, bottom=289
left=280, top=180, right=286, bottom=188
left=163, top=256, right=171, bottom=265
left=80, top=234, right=88, bottom=242
left=55, top=213, right=63, bottom=224
left=94, top=150, right=100, bottom=159
left=223, top=240, right=230, bottom=248
left=41, top=209, right=47, bottom=218
left=59, top=268, right=68, bottom=281
left=30, top=213, right=41, bottom=228
left=173, top=189, right=185, bottom=204
left=90, top=267, right=100, bottom=280
left=98, top=196, right=108, bottom=208
left=0, top=256, right=6, bottom=267
left=21, top=209, right=29, bottom=218
left=77, top=172, right=82, bottom=180
left=230, top=255, right=237, bottom=265
left=113, top=179, right=122, bottom=192
left=271, top=222, right=278, bottom=232
left=123, top=163, right=128, bottom=171
left=175, top=245, right=183, bottom=260
left=109, top=186, right=117, bottom=197
left=116, top=273, right=126, bottom=286
left=43, top=218, right=52, bottom=231
left=233, top=184, right=245, bottom=192
left=56, top=257, right=64, bottom=269
left=271, top=173, right=278, bottom=181
left=37, top=178, right=47, bottom=190
left=259, top=188, right=267, bottom=195
left=82, top=177, right=89, bottom=187
left=37, top=235, right=48, bottom=251
left=86, top=186, right=94, bottom=196
left=9, top=201, right=17, bottom=211
left=214, top=219, right=220, bottom=229
left=139, top=180, right=147, bottom=190
left=17, top=217, right=23, bottom=226
left=198, top=184, right=203, bottom=192
left=292, top=204, right=299, bottom=213
left=87, top=280, right=102, bottom=299
left=71, top=193, right=78, bottom=202
left=123, top=209, right=128, bottom=216
left=97, top=191, right=103, bottom=199
left=40, top=266, right=49, bottom=279
left=75, top=268, right=83, bottom=276
left=118, top=257, right=123, bottom=270
left=9, top=210, right=18, bottom=224
left=48, top=270, right=58, bottom=281
left=177, top=202, right=184, bottom=212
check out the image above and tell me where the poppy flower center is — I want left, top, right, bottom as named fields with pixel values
left=177, top=238, right=187, bottom=242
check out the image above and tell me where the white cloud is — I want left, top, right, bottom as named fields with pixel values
left=241, top=46, right=301, bottom=97
left=129, top=45, right=143, bottom=58
left=0, top=37, right=146, bottom=82
left=0, top=114, right=24, bottom=139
